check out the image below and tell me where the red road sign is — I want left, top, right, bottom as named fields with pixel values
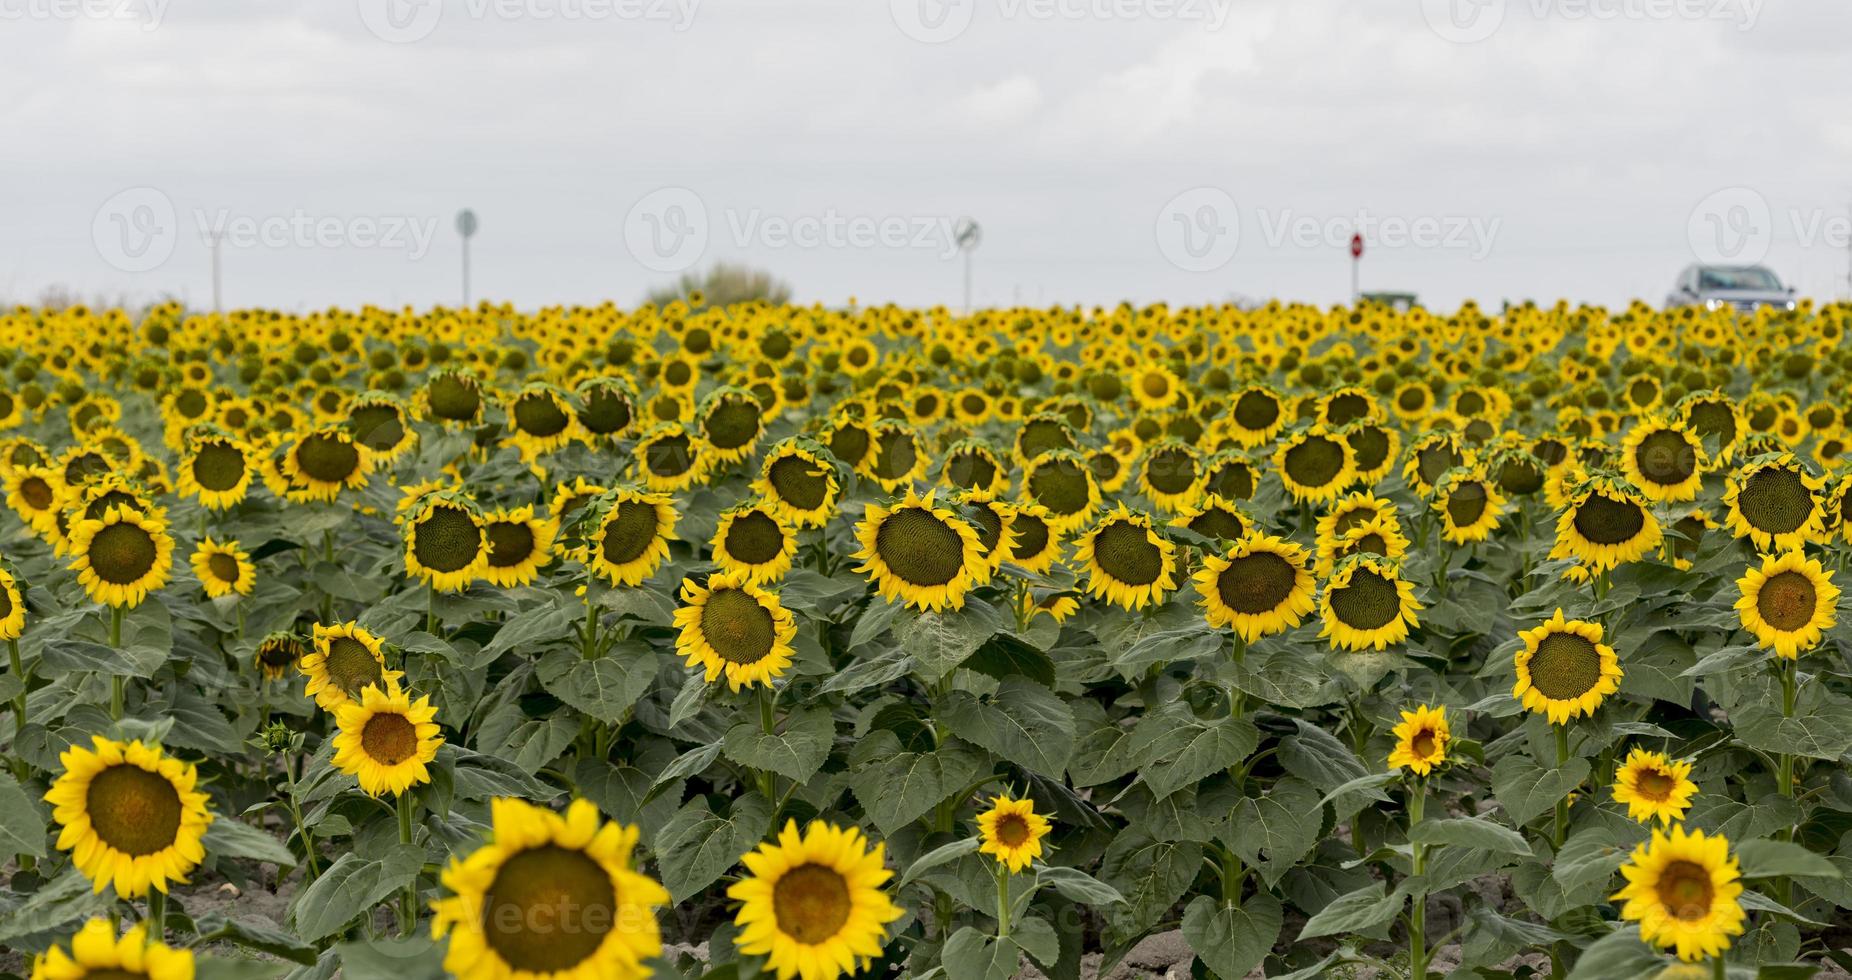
left=1350, top=233, right=1364, bottom=259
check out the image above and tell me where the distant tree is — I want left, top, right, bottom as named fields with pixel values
left=646, top=263, right=792, bottom=311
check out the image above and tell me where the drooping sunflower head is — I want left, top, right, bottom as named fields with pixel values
left=301, top=621, right=401, bottom=711
left=1074, top=505, right=1178, bottom=611
left=331, top=678, right=443, bottom=797
left=942, top=439, right=1007, bottom=495
left=588, top=488, right=678, bottom=588
left=861, top=419, right=926, bottom=493
left=43, top=735, right=214, bottom=897
left=281, top=425, right=372, bottom=502
left=712, top=502, right=798, bottom=585
left=852, top=489, right=986, bottom=612
left=176, top=432, right=253, bottom=510
left=1341, top=420, right=1399, bottom=485
left=1170, top=493, right=1249, bottom=545
left=1612, top=747, right=1698, bottom=825
left=30, top=918, right=194, bottom=980
left=431, top=797, right=668, bottom=980
left=1734, top=549, right=1839, bottom=659
left=976, top=794, right=1053, bottom=873
left=1136, top=440, right=1203, bottom=513
left=1202, top=451, right=1257, bottom=501
left=1513, top=608, right=1623, bottom=725
left=402, top=493, right=489, bottom=593
left=190, top=536, right=253, bottom=599
left=574, top=376, right=637, bottom=438
left=1620, top=418, right=1708, bottom=503
left=504, top=383, right=579, bottom=457
left=1431, top=467, right=1505, bottom=544
left=1550, top=476, right=1663, bottom=572
left=0, top=565, right=24, bottom=641
left=68, top=504, right=174, bottom=609
left=1022, top=450, right=1102, bottom=534
left=635, top=422, right=708, bottom=492
left=1386, top=704, right=1450, bottom=777
left=699, top=386, right=767, bottom=465
left=754, top=440, right=843, bottom=529
left=478, top=505, right=558, bottom=588
left=1723, top=453, right=1826, bottom=553
left=1612, top=825, right=1746, bottom=963
left=1403, top=431, right=1469, bottom=493
left=673, top=572, right=797, bottom=691
left=727, top=820, right=904, bottom=980
left=253, top=630, right=304, bottom=681
left=1274, top=425, right=1356, bottom=504
left=346, top=393, right=416, bottom=464
left=1194, top=532, right=1315, bottom=642
left=1318, top=555, right=1422, bottom=652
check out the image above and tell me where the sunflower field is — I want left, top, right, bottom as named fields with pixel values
left=3, top=297, right=1852, bottom=980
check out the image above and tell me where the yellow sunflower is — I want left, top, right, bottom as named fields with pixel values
left=252, top=630, right=303, bottom=682
left=697, top=386, right=766, bottom=466
left=942, top=439, right=1008, bottom=495
left=1135, top=440, right=1203, bottom=513
left=1274, top=426, right=1355, bottom=504
left=754, top=441, right=842, bottom=529
left=588, top=488, right=678, bottom=587
left=1723, top=454, right=1827, bottom=553
left=505, top=383, right=581, bottom=457
left=1225, top=384, right=1287, bottom=447
left=728, top=820, right=904, bottom=980
left=851, top=489, right=987, bottom=612
left=301, top=622, right=402, bottom=711
left=1734, top=550, right=1839, bottom=658
left=1613, top=826, right=1745, bottom=963
left=431, top=797, right=668, bottom=980
left=1386, top=704, right=1450, bottom=776
left=975, top=794, right=1052, bottom=873
left=478, top=505, right=557, bottom=588
left=421, top=368, right=485, bottom=425
left=1003, top=502, right=1063, bottom=574
left=1318, top=555, right=1421, bottom=651
left=1317, top=515, right=1410, bottom=579
left=175, top=433, right=253, bottom=510
left=712, top=503, right=798, bottom=585
left=279, top=426, right=372, bottom=503
left=1619, top=419, right=1708, bottom=503
left=861, top=420, right=928, bottom=493
left=403, top=494, right=489, bottom=593
left=1194, top=533, right=1315, bottom=642
left=1170, top=493, right=1250, bottom=544
left=1073, top=505, right=1178, bottom=611
left=1021, top=450, right=1102, bottom=534
left=30, top=919, right=194, bottom=980
left=635, top=422, right=709, bottom=492
left=6, top=463, right=65, bottom=534
left=1513, top=609, right=1622, bottom=724
left=1612, top=748, right=1698, bottom=825
left=66, top=504, right=173, bottom=609
left=1550, top=477, right=1663, bottom=572
left=1402, top=432, right=1470, bottom=494
left=1341, top=420, right=1400, bottom=487
left=190, top=537, right=253, bottom=599
left=45, top=736, right=213, bottom=896
left=1432, top=468, right=1505, bottom=545
left=673, top=572, right=796, bottom=691
left=331, top=678, right=443, bottom=797
left=0, top=565, right=25, bottom=640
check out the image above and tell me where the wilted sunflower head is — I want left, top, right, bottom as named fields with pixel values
left=254, top=630, right=304, bottom=681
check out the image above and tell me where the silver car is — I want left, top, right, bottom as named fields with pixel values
left=1667, top=264, right=1798, bottom=313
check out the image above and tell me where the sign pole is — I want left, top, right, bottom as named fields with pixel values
left=456, top=209, right=480, bottom=308
left=1349, top=233, right=1364, bottom=305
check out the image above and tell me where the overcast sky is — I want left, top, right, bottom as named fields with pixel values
left=3, top=0, right=1849, bottom=313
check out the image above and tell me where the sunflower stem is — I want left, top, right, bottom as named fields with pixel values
left=582, top=582, right=600, bottom=659
left=8, top=638, right=27, bottom=781
left=396, top=793, right=417, bottom=936
left=995, top=864, right=1011, bottom=939
left=1408, top=781, right=1428, bottom=980
left=1777, top=657, right=1798, bottom=905
left=1711, top=955, right=1727, bottom=980
left=146, top=889, right=165, bottom=943
left=1552, top=724, right=1570, bottom=849
left=281, top=753, right=322, bottom=881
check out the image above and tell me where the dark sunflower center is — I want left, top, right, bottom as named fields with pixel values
left=1188, top=508, right=1245, bottom=541
left=89, top=523, right=158, bottom=585
left=297, top=434, right=360, bottom=483
left=1738, top=467, right=1813, bottom=534
left=600, top=500, right=662, bottom=566
left=1347, top=426, right=1389, bottom=471
left=85, top=491, right=142, bottom=522
left=1686, top=401, right=1736, bottom=448
left=65, top=452, right=109, bottom=484
left=1528, top=631, right=1602, bottom=700
left=870, top=429, right=918, bottom=481
left=1654, top=860, right=1715, bottom=922
left=414, top=506, right=483, bottom=573
left=1635, top=430, right=1697, bottom=485
left=513, top=394, right=569, bottom=438
left=1325, top=393, right=1370, bottom=426
left=1283, top=436, right=1345, bottom=488
left=947, top=451, right=997, bottom=490
left=724, top=511, right=786, bottom=566
left=350, top=404, right=406, bottom=451
left=1088, top=452, right=1122, bottom=484
left=207, top=552, right=241, bottom=584
left=1398, top=387, right=1428, bottom=412
left=768, top=455, right=830, bottom=510
left=1636, top=769, right=1675, bottom=801
left=1018, top=419, right=1075, bottom=460
left=361, top=711, right=419, bottom=765
left=1140, top=372, right=1171, bottom=399
left=1416, top=446, right=1458, bottom=486
left=699, top=587, right=776, bottom=664
left=1498, top=458, right=1544, bottom=495
left=772, top=864, right=852, bottom=945
left=1446, top=482, right=1489, bottom=527
left=995, top=814, right=1030, bottom=847
left=21, top=476, right=54, bottom=511
left=1208, top=463, right=1254, bottom=500
left=704, top=400, right=762, bottom=450
left=827, top=424, right=869, bottom=466
left=325, top=637, right=384, bottom=697
left=259, top=639, right=298, bottom=669
left=1757, top=570, right=1818, bottom=631
left=1093, top=520, right=1162, bottom=587
left=1145, top=450, right=1196, bottom=494
left=85, top=764, right=182, bottom=856
left=1350, top=532, right=1388, bottom=556
left=1329, top=569, right=1402, bottom=631
left=1411, top=729, right=1437, bottom=758
left=875, top=507, right=966, bottom=587
left=482, top=845, right=617, bottom=972
left=486, top=521, right=537, bottom=568
left=1009, top=514, right=1051, bottom=560
left=644, top=434, right=696, bottom=477
left=1028, top=460, right=1091, bottom=516
left=1215, top=551, right=1297, bottom=614
left=967, top=506, right=1005, bottom=555
left=1573, top=492, right=1646, bottom=545
left=191, top=442, right=246, bottom=491
left=1233, top=391, right=1280, bottom=430
left=579, top=388, right=632, bottom=435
